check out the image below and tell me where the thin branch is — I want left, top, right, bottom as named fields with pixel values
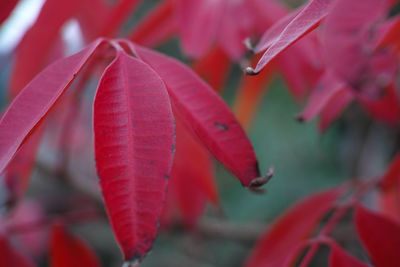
left=195, top=216, right=266, bottom=244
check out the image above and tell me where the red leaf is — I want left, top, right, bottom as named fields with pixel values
left=0, top=236, right=35, bottom=267
left=249, top=0, right=334, bottom=74
left=128, top=0, right=176, bottom=47
left=275, top=44, right=313, bottom=100
left=76, top=0, right=109, bottom=41
left=329, top=244, right=370, bottom=267
left=378, top=188, right=400, bottom=224
left=254, top=9, right=300, bottom=54
left=9, top=0, right=80, bottom=98
left=376, top=15, right=400, bottom=51
left=216, top=0, right=255, bottom=60
left=297, top=70, right=348, bottom=122
left=100, top=0, right=142, bottom=37
left=176, top=0, right=224, bottom=58
left=354, top=205, right=400, bottom=267
left=3, top=34, right=65, bottom=204
left=93, top=50, right=175, bottom=262
left=50, top=223, right=100, bottom=267
left=129, top=43, right=262, bottom=187
left=245, top=188, right=342, bottom=267
left=0, top=0, right=19, bottom=25
left=322, top=0, right=389, bottom=86
left=166, top=116, right=218, bottom=227
left=357, top=84, right=400, bottom=125
left=318, top=88, right=353, bottom=132
left=250, top=0, right=290, bottom=35
left=192, top=46, right=231, bottom=93
left=381, top=153, right=400, bottom=190
left=0, top=39, right=103, bottom=175
left=5, top=200, right=48, bottom=257
left=3, top=126, right=44, bottom=204
left=233, top=57, right=274, bottom=129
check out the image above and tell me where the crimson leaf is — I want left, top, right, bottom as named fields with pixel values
left=248, top=0, right=334, bottom=74
left=50, top=223, right=100, bottom=267
left=0, top=39, right=104, bottom=175
left=129, top=42, right=263, bottom=188
left=93, top=49, right=175, bottom=262
left=245, top=188, right=342, bottom=267
left=354, top=205, right=400, bottom=267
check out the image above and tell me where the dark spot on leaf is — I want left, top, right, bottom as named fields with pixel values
left=102, top=130, right=107, bottom=135
left=214, top=122, right=229, bottom=131
left=131, top=121, right=136, bottom=127
left=149, top=161, right=154, bottom=165
left=164, top=174, right=169, bottom=179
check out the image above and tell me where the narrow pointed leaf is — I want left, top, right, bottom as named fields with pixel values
left=130, top=43, right=261, bottom=187
left=0, top=39, right=104, bottom=175
left=250, top=0, right=334, bottom=74
left=354, top=205, right=400, bottom=267
left=93, top=50, right=175, bottom=261
left=245, top=188, right=342, bottom=267
left=329, top=244, right=370, bottom=267
left=50, top=223, right=100, bottom=267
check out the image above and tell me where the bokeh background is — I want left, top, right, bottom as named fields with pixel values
left=1, top=0, right=397, bottom=266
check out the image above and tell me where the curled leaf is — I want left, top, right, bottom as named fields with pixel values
left=129, top=43, right=263, bottom=187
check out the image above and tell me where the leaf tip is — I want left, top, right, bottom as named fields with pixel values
left=244, top=38, right=255, bottom=53
left=245, top=67, right=259, bottom=76
left=249, top=166, right=274, bottom=193
left=122, top=259, right=141, bottom=267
